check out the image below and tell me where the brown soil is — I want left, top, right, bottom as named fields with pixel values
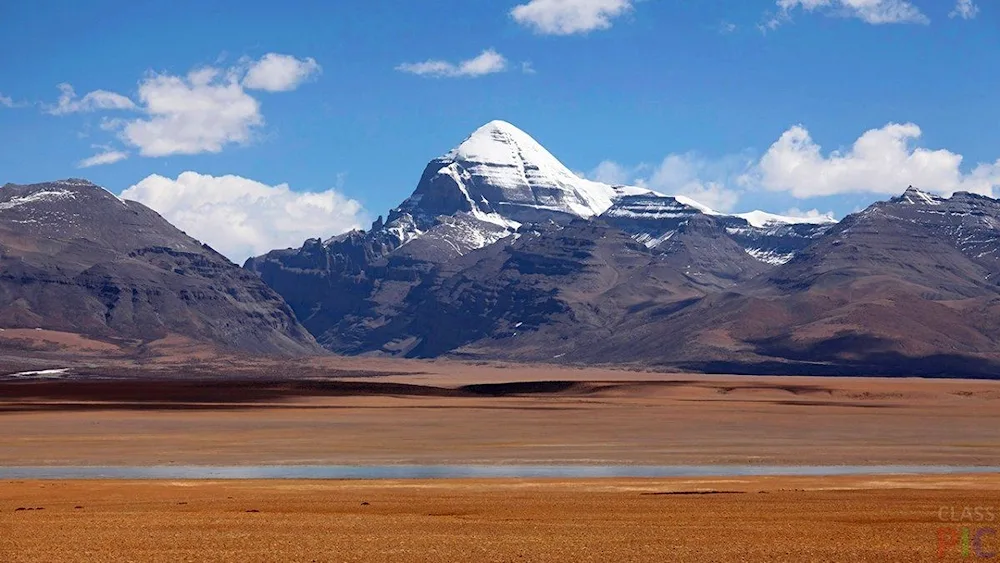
left=1, top=476, right=998, bottom=562
left=0, top=360, right=998, bottom=466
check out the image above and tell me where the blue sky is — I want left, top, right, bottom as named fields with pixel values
left=1, top=0, right=998, bottom=260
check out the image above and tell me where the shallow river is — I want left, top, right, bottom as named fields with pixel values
left=1, top=465, right=998, bottom=479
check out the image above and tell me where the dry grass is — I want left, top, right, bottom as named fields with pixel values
left=1, top=476, right=998, bottom=562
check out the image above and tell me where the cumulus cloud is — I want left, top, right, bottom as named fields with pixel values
left=512, top=0, right=633, bottom=35
left=47, top=83, right=136, bottom=115
left=77, top=147, right=129, bottom=168
left=767, top=0, right=929, bottom=28
left=750, top=122, right=1000, bottom=198
left=396, top=50, right=508, bottom=78
left=242, top=53, right=321, bottom=92
left=120, top=67, right=263, bottom=157
left=121, top=172, right=368, bottom=262
left=50, top=53, right=318, bottom=157
left=593, top=123, right=1000, bottom=211
left=950, top=0, right=980, bottom=19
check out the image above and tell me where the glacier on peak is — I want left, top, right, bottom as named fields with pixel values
left=324, top=120, right=844, bottom=265
left=389, top=120, right=839, bottom=234
left=396, top=120, right=618, bottom=226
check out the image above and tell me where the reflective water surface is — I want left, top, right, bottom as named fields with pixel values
left=1, top=465, right=997, bottom=479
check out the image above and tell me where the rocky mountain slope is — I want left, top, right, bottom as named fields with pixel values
left=0, top=179, right=321, bottom=356
left=245, top=121, right=841, bottom=362
left=538, top=187, right=1000, bottom=375
left=244, top=119, right=1000, bottom=376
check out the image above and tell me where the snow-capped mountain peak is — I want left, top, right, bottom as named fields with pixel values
left=397, top=120, right=617, bottom=227
left=893, top=185, right=945, bottom=206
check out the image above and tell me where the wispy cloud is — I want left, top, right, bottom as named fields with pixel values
left=77, top=146, right=129, bottom=168
left=590, top=153, right=753, bottom=212
left=763, top=0, right=929, bottom=31
left=950, top=0, right=980, bottom=20
left=397, top=49, right=508, bottom=78
left=46, top=83, right=136, bottom=115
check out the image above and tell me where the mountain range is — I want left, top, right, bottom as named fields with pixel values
left=4, top=121, right=1000, bottom=376
left=245, top=121, right=1000, bottom=376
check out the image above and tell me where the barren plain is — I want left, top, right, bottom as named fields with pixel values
left=2, top=476, right=1000, bottom=562
left=2, top=356, right=999, bottom=561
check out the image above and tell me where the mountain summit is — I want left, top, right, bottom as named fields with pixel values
left=395, top=120, right=617, bottom=228
left=246, top=120, right=836, bottom=355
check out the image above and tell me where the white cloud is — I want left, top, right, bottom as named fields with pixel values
left=77, top=147, right=129, bottom=168
left=719, top=21, right=738, bottom=34
left=121, top=67, right=263, bottom=157
left=750, top=122, right=1000, bottom=198
left=950, top=0, right=980, bottom=19
left=780, top=208, right=837, bottom=221
left=0, top=94, right=14, bottom=108
left=770, top=0, right=929, bottom=27
left=595, top=123, right=1000, bottom=210
left=121, top=172, right=368, bottom=262
left=397, top=49, right=508, bottom=78
left=242, top=53, right=321, bottom=92
left=591, top=154, right=749, bottom=212
left=511, top=0, right=633, bottom=35
left=47, top=83, right=136, bottom=115
left=51, top=53, right=318, bottom=157
left=590, top=160, right=636, bottom=185
left=638, top=154, right=744, bottom=212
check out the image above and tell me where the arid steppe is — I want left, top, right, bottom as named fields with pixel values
left=2, top=358, right=1000, bottom=562
left=1, top=357, right=999, bottom=466
left=2, top=476, right=999, bottom=562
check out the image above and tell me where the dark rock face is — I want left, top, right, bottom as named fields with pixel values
left=250, top=183, right=1000, bottom=376
left=245, top=120, right=1000, bottom=379
left=0, top=180, right=322, bottom=355
left=601, top=192, right=833, bottom=266
left=244, top=212, right=515, bottom=353
left=717, top=217, right=833, bottom=266
left=625, top=187, right=1000, bottom=376
left=246, top=124, right=820, bottom=359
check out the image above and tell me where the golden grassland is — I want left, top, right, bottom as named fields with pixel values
left=2, top=476, right=999, bottom=562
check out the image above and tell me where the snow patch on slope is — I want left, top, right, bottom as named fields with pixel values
left=0, top=189, right=76, bottom=211
left=744, top=247, right=795, bottom=265
left=896, top=186, right=944, bottom=206
left=736, top=210, right=837, bottom=229
left=673, top=195, right=720, bottom=216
